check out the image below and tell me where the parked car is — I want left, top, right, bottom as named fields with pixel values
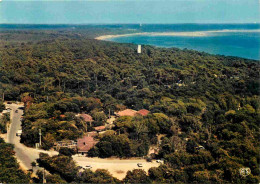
left=156, top=160, right=163, bottom=163
left=137, top=163, right=143, bottom=167
left=15, top=110, right=18, bottom=113
left=7, top=102, right=12, bottom=104
left=195, top=146, right=205, bottom=150
left=85, top=165, right=92, bottom=169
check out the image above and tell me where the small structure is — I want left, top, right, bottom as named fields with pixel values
left=86, top=131, right=98, bottom=137
left=239, top=167, right=251, bottom=177
left=115, top=109, right=137, bottom=117
left=54, top=140, right=77, bottom=151
left=77, top=135, right=98, bottom=155
left=16, top=129, right=22, bottom=136
left=136, top=109, right=150, bottom=116
left=60, top=114, right=66, bottom=119
left=77, top=114, right=93, bottom=123
left=137, top=45, right=142, bottom=54
left=115, top=109, right=150, bottom=117
left=195, top=145, right=205, bottom=150
left=176, top=80, right=186, bottom=87
left=93, top=126, right=106, bottom=132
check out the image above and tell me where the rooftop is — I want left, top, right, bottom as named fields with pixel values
left=94, top=126, right=106, bottom=131
left=77, top=135, right=97, bottom=152
left=115, top=109, right=137, bottom=117
left=78, top=113, right=93, bottom=122
left=136, top=109, right=150, bottom=116
left=115, top=109, right=150, bottom=117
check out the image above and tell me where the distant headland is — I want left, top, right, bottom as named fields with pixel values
left=95, top=29, right=260, bottom=41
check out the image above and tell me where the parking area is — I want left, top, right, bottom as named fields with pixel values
left=73, top=156, right=161, bottom=180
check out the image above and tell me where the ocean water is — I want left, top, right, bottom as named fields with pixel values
left=108, top=30, right=260, bottom=60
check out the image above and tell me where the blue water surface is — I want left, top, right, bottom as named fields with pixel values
left=108, top=31, right=260, bottom=60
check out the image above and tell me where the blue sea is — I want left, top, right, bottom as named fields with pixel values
left=105, top=24, right=260, bottom=60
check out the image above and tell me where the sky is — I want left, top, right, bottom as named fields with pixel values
left=0, top=0, right=259, bottom=24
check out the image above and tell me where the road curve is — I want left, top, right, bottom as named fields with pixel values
left=5, top=103, right=57, bottom=172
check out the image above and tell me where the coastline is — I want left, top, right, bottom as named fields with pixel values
left=95, top=29, right=260, bottom=41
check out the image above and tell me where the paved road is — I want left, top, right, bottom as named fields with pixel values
left=5, top=103, right=57, bottom=173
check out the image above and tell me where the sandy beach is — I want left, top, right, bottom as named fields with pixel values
left=95, top=29, right=260, bottom=41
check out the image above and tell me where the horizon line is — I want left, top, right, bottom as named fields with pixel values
left=1, top=23, right=260, bottom=26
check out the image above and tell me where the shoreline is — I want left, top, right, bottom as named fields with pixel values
left=95, top=29, right=260, bottom=41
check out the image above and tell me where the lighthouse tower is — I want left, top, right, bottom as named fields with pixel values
left=137, top=45, right=142, bottom=54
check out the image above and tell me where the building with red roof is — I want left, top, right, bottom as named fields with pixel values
left=115, top=109, right=150, bottom=117
left=115, top=109, right=137, bottom=117
left=78, top=113, right=93, bottom=123
left=93, top=126, right=106, bottom=132
left=60, top=114, right=66, bottom=119
left=77, top=135, right=98, bottom=154
left=136, top=109, right=150, bottom=116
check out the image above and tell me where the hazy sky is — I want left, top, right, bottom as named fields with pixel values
left=0, top=0, right=259, bottom=24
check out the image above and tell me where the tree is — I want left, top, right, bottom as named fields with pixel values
left=124, top=169, right=151, bottom=183
left=0, top=141, right=30, bottom=183
left=186, top=139, right=197, bottom=154
left=46, top=174, right=67, bottom=183
left=95, top=141, right=113, bottom=158
left=152, top=113, right=173, bottom=134
left=21, top=94, right=34, bottom=110
left=90, top=110, right=107, bottom=123
left=0, top=101, right=5, bottom=112
left=59, top=147, right=76, bottom=157
left=42, top=133, right=55, bottom=150
left=37, top=153, right=79, bottom=182
left=131, top=121, right=148, bottom=140
left=31, top=161, right=36, bottom=171
left=78, top=169, right=120, bottom=183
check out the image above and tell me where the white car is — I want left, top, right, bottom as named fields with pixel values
left=156, top=160, right=163, bottom=163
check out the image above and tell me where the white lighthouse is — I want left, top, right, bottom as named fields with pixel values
left=137, top=45, right=142, bottom=54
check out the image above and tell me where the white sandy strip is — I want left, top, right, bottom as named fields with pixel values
left=95, top=29, right=260, bottom=40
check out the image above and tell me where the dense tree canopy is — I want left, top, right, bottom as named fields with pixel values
left=0, top=28, right=259, bottom=183
left=0, top=138, right=30, bottom=183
